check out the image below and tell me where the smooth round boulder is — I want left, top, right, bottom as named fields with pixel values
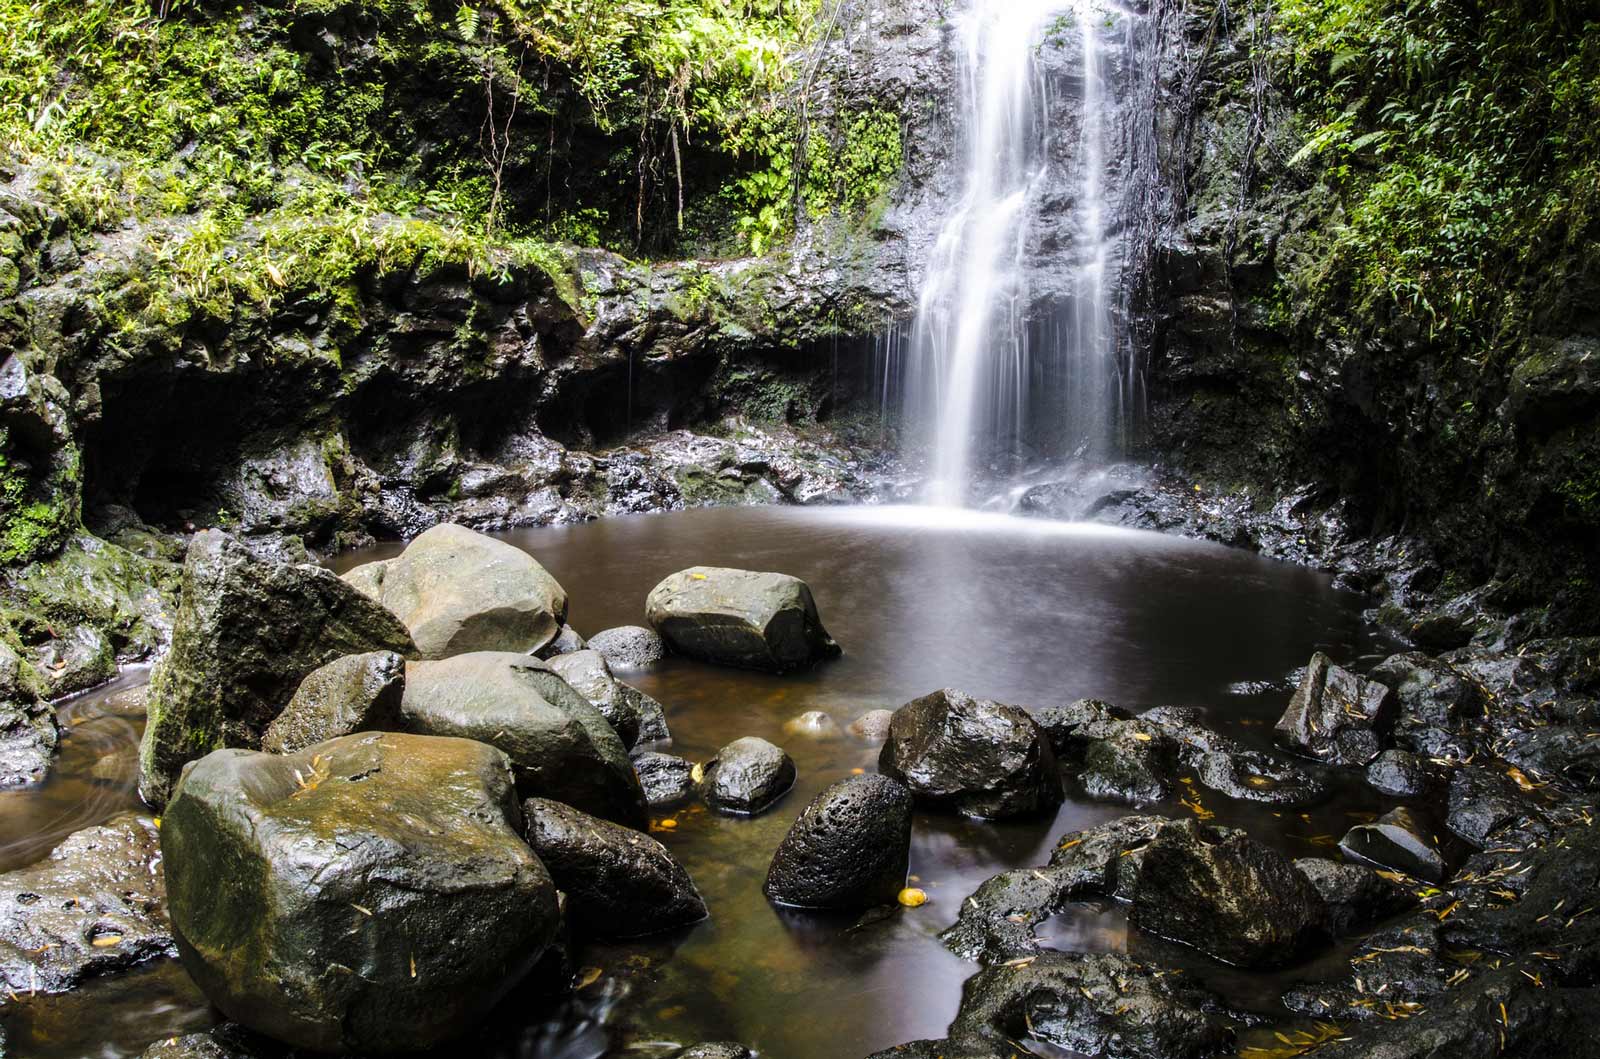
left=847, top=709, right=896, bottom=743
left=699, top=736, right=795, bottom=815
left=646, top=567, right=839, bottom=673
left=162, top=732, right=561, bottom=1054
left=261, top=651, right=405, bottom=755
left=522, top=797, right=706, bottom=937
left=401, top=652, right=647, bottom=828
left=764, top=774, right=913, bottom=909
left=586, top=626, right=666, bottom=669
left=879, top=688, right=1063, bottom=819
left=632, top=750, right=695, bottom=808
left=342, top=524, right=568, bottom=659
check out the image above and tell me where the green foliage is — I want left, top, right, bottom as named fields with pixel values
left=1277, top=0, right=1600, bottom=341
left=0, top=427, right=76, bottom=564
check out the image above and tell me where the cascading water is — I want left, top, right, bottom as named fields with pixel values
left=899, top=0, right=1129, bottom=506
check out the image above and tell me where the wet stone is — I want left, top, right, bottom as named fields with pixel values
left=1275, top=652, right=1393, bottom=766
left=699, top=736, right=795, bottom=815
left=533, top=624, right=588, bottom=660
left=846, top=709, right=895, bottom=743
left=585, top=625, right=666, bottom=669
left=1365, top=749, right=1442, bottom=798
left=1338, top=807, right=1447, bottom=883
left=1078, top=722, right=1177, bottom=805
left=764, top=774, right=913, bottom=910
left=1446, top=767, right=1541, bottom=848
left=646, top=566, right=840, bottom=673
left=633, top=750, right=696, bottom=808
left=1293, top=857, right=1419, bottom=936
left=259, top=650, right=405, bottom=755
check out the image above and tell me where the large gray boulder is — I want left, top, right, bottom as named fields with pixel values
left=162, top=732, right=561, bottom=1055
left=764, top=774, right=913, bottom=909
left=261, top=651, right=406, bottom=754
left=645, top=566, right=839, bottom=673
left=342, top=524, right=568, bottom=659
left=1275, top=652, right=1394, bottom=766
left=544, top=649, right=670, bottom=748
left=0, top=813, right=170, bottom=993
left=138, top=531, right=417, bottom=806
left=401, top=652, right=648, bottom=828
left=522, top=797, right=706, bottom=937
left=879, top=688, right=1062, bottom=819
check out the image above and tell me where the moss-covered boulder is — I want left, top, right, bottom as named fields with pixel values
left=137, top=531, right=417, bottom=806
left=0, top=637, right=54, bottom=788
left=645, top=566, right=839, bottom=673
left=401, top=652, right=647, bottom=828
left=342, top=524, right=568, bottom=659
left=162, top=732, right=561, bottom=1055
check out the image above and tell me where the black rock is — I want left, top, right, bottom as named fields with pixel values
left=1365, top=749, right=1443, bottom=797
left=1281, top=919, right=1451, bottom=1021
left=764, top=774, right=913, bottom=909
left=260, top=650, right=406, bottom=754
left=586, top=625, right=666, bottom=669
left=699, top=736, right=795, bottom=815
left=0, top=814, right=170, bottom=994
left=522, top=797, right=706, bottom=937
left=1293, top=857, right=1418, bottom=936
left=1445, top=767, right=1540, bottom=848
left=879, top=688, right=1062, bottom=819
left=1129, top=818, right=1328, bottom=968
left=1079, top=722, right=1177, bottom=805
left=533, top=624, right=588, bottom=660
left=646, top=566, right=840, bottom=673
left=401, top=652, right=648, bottom=828
left=1275, top=652, right=1393, bottom=766
left=1338, top=807, right=1447, bottom=882
left=633, top=750, right=696, bottom=807
left=162, top=732, right=561, bottom=1054
left=1036, top=698, right=1132, bottom=758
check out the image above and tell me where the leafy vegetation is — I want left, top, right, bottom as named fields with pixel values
left=1277, top=0, right=1600, bottom=342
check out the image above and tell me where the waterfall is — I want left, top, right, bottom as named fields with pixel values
left=899, top=0, right=1128, bottom=506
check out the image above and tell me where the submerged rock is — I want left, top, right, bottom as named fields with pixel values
left=646, top=566, right=840, bottom=673
left=1275, top=652, right=1393, bottom=766
left=699, top=736, right=795, bottom=815
left=342, top=523, right=568, bottom=660
left=585, top=625, right=666, bottom=669
left=1338, top=807, right=1447, bottom=882
left=1128, top=819, right=1328, bottom=968
left=0, top=640, right=55, bottom=789
left=847, top=709, right=896, bottom=743
left=633, top=750, right=696, bottom=807
left=522, top=797, right=706, bottom=937
left=162, top=732, right=561, bottom=1054
left=401, top=652, right=647, bottom=828
left=764, top=774, right=913, bottom=909
left=0, top=813, right=170, bottom=993
left=783, top=710, right=843, bottom=740
left=138, top=530, right=416, bottom=806
left=879, top=688, right=1062, bottom=819
left=260, top=650, right=405, bottom=754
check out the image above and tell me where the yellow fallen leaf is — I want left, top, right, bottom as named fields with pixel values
left=91, top=935, right=123, bottom=947
left=898, top=887, right=928, bottom=908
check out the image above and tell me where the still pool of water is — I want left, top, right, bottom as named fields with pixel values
left=2, top=506, right=1383, bottom=1058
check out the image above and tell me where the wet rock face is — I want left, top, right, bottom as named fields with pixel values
left=1338, top=807, right=1447, bottom=883
left=0, top=640, right=55, bottom=789
left=1365, top=749, right=1442, bottom=797
left=1079, top=722, right=1178, bottom=805
left=585, top=625, right=666, bottom=669
left=522, top=797, right=706, bottom=938
left=764, top=774, right=913, bottom=909
left=1446, top=767, right=1542, bottom=848
left=1276, top=652, right=1394, bottom=766
left=162, top=732, right=561, bottom=1055
left=544, top=649, right=670, bottom=749
left=646, top=567, right=840, bottom=673
left=1128, top=819, right=1328, bottom=969
left=260, top=650, right=405, bottom=754
left=401, top=652, right=647, bottom=828
left=879, top=688, right=1062, bottom=819
left=1293, top=858, right=1418, bottom=936
left=0, top=813, right=170, bottom=994
left=342, top=523, right=568, bottom=660
left=946, top=952, right=1233, bottom=1059
left=632, top=750, right=695, bottom=808
left=138, top=530, right=417, bottom=806
left=699, top=736, right=795, bottom=815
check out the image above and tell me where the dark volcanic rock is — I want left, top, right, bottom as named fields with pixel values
left=764, top=774, right=913, bottom=909
left=1293, top=857, right=1418, bottom=936
left=1281, top=919, right=1452, bottom=1021
left=162, top=732, right=561, bottom=1054
left=1446, top=767, right=1540, bottom=848
left=585, top=625, right=666, bottom=669
left=138, top=530, right=417, bottom=806
left=1365, top=749, right=1442, bottom=797
left=0, top=813, right=169, bottom=993
left=260, top=650, right=405, bottom=754
left=632, top=750, right=695, bottom=807
left=1129, top=819, right=1328, bottom=968
left=1036, top=698, right=1133, bottom=757
left=646, top=566, right=840, bottom=673
left=342, top=523, right=568, bottom=660
left=1079, top=722, right=1178, bottom=805
left=1338, top=807, right=1447, bottom=882
left=879, top=688, right=1062, bottom=819
left=0, top=639, right=55, bottom=789
left=401, top=652, right=647, bottom=828
left=699, top=736, right=795, bottom=815
left=522, top=797, right=706, bottom=937
left=1275, top=652, right=1393, bottom=766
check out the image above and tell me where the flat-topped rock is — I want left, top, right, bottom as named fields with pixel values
left=646, top=566, right=839, bottom=673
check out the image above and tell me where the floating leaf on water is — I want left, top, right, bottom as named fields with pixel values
left=575, top=966, right=604, bottom=990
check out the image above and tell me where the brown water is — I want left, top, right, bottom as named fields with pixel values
left=2, top=505, right=1384, bottom=1058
